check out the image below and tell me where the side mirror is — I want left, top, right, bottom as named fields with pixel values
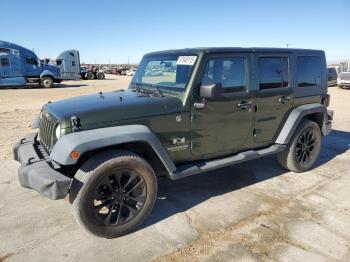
left=200, top=83, right=222, bottom=99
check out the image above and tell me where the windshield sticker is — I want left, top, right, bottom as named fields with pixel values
left=177, top=56, right=197, bottom=65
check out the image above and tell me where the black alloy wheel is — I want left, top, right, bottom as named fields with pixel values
left=70, top=151, right=158, bottom=238
left=91, top=169, right=147, bottom=226
left=295, top=127, right=318, bottom=166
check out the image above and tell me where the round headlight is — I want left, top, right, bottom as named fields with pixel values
left=55, top=124, right=61, bottom=139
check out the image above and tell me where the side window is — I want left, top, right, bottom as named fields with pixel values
left=72, top=61, right=76, bottom=66
left=1, top=57, right=10, bottom=66
left=202, top=57, right=247, bottom=93
left=0, top=48, right=10, bottom=53
left=297, top=56, right=322, bottom=87
left=258, top=57, right=289, bottom=90
left=56, top=60, right=62, bottom=66
left=26, top=57, right=38, bottom=66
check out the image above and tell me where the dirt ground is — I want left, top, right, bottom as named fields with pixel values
left=0, top=79, right=350, bottom=262
left=0, top=75, right=132, bottom=160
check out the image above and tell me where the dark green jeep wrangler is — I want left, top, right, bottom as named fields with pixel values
left=14, top=48, right=333, bottom=238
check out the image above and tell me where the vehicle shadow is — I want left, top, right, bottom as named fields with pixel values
left=142, top=129, right=350, bottom=229
left=54, top=84, right=89, bottom=88
left=0, top=84, right=89, bottom=89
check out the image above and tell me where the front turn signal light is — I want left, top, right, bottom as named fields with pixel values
left=70, top=150, right=80, bottom=160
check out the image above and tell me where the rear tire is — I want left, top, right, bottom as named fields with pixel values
left=41, top=76, right=54, bottom=88
left=69, top=151, right=157, bottom=238
left=277, top=120, right=322, bottom=172
left=97, top=72, right=105, bottom=79
left=86, top=72, right=95, bottom=80
left=81, top=73, right=88, bottom=80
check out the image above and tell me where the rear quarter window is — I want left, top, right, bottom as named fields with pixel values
left=297, top=56, right=322, bottom=87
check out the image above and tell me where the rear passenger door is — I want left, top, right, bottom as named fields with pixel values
left=254, top=54, right=293, bottom=144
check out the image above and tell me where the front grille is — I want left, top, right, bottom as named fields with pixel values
left=39, top=112, right=58, bottom=153
left=339, top=72, right=350, bottom=81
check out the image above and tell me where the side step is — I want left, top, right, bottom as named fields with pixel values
left=170, top=144, right=286, bottom=180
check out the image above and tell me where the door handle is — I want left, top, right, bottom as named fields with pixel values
left=278, top=96, right=291, bottom=103
left=237, top=101, right=253, bottom=110
left=193, top=101, right=206, bottom=109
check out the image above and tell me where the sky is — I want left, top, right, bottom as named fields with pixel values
left=1, top=0, right=349, bottom=64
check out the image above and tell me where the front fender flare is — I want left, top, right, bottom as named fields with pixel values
left=50, top=125, right=176, bottom=173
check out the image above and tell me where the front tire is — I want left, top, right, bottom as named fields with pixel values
left=69, top=151, right=158, bottom=238
left=41, top=76, right=54, bottom=88
left=277, top=120, right=322, bottom=172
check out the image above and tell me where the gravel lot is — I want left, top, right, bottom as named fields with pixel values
left=0, top=78, right=349, bottom=262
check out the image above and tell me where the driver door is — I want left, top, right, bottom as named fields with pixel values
left=190, top=54, right=254, bottom=157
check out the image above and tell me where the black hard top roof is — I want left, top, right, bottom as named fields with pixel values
left=145, top=47, right=324, bottom=56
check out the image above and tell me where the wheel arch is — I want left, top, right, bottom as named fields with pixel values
left=76, top=141, right=169, bottom=178
left=50, top=125, right=176, bottom=176
left=40, top=70, right=57, bottom=80
left=303, top=112, right=324, bottom=130
left=275, top=103, right=328, bottom=145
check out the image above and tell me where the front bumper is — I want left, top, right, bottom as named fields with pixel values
left=13, top=133, right=71, bottom=199
left=322, top=109, right=333, bottom=136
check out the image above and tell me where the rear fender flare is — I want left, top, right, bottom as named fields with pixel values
left=275, top=103, right=328, bottom=144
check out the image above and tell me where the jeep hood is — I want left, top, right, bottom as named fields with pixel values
left=45, top=90, right=183, bottom=126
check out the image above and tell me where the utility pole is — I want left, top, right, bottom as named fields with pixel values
left=128, top=56, right=130, bottom=67
left=286, top=43, right=290, bottom=48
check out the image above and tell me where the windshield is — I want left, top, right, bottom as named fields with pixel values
left=130, top=54, right=197, bottom=97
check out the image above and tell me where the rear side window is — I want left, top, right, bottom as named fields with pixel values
left=202, top=57, right=247, bottom=93
left=258, top=57, right=289, bottom=89
left=1, top=57, right=10, bottom=66
left=0, top=48, right=10, bottom=53
left=297, top=56, right=322, bottom=87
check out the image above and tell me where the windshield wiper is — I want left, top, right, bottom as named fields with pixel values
left=150, top=84, right=164, bottom=97
left=132, top=82, right=164, bottom=97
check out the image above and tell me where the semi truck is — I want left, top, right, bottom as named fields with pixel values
left=42, top=50, right=81, bottom=80
left=0, top=40, right=61, bottom=88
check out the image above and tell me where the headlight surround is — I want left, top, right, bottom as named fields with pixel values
left=55, top=124, right=61, bottom=139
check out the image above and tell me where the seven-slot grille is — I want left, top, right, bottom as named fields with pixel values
left=39, top=112, right=57, bottom=153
